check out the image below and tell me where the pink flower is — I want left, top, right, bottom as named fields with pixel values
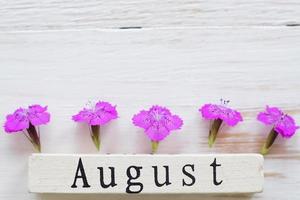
left=5, top=105, right=50, bottom=133
left=199, top=99, right=243, bottom=147
left=72, top=101, right=118, bottom=125
left=257, top=106, right=299, bottom=138
left=4, top=105, right=51, bottom=152
left=72, top=101, right=118, bottom=150
left=200, top=103, right=242, bottom=126
left=257, top=106, right=299, bottom=155
left=132, top=105, right=183, bottom=153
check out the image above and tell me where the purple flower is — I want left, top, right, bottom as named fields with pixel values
left=257, top=106, right=299, bottom=155
left=199, top=99, right=243, bottom=147
left=72, top=101, right=118, bottom=150
left=72, top=101, right=118, bottom=125
left=257, top=106, right=298, bottom=138
left=4, top=105, right=51, bottom=152
left=200, top=103, right=242, bottom=126
left=132, top=105, right=183, bottom=153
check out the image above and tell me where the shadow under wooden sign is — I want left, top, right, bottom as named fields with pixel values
left=28, top=154, right=263, bottom=194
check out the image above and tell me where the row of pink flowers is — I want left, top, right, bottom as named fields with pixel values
left=3, top=100, right=299, bottom=155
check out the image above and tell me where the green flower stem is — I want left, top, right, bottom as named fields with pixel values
left=26, top=123, right=41, bottom=152
left=151, top=141, right=159, bottom=154
left=261, top=128, right=278, bottom=155
left=208, top=119, right=223, bottom=148
left=91, top=125, right=100, bottom=151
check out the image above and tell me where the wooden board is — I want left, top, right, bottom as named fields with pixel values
left=28, top=154, right=263, bottom=194
left=0, top=27, right=299, bottom=200
left=0, top=0, right=300, bottom=199
left=0, top=0, right=300, bottom=31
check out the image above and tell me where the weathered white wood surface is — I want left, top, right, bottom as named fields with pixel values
left=28, top=154, right=263, bottom=194
left=0, top=27, right=299, bottom=200
left=0, top=0, right=300, bottom=31
left=0, top=0, right=300, bottom=199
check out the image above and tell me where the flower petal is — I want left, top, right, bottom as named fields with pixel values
left=132, top=110, right=152, bottom=129
left=266, top=106, right=283, bottom=119
left=89, top=112, right=117, bottom=125
left=164, top=114, right=183, bottom=130
left=72, top=109, right=93, bottom=123
left=200, top=104, right=220, bottom=120
left=28, top=105, right=50, bottom=125
left=4, top=108, right=29, bottom=133
left=149, top=105, right=171, bottom=116
left=222, top=109, right=243, bottom=126
left=93, top=101, right=118, bottom=125
left=145, top=124, right=170, bottom=141
left=257, top=106, right=282, bottom=125
left=275, top=115, right=299, bottom=138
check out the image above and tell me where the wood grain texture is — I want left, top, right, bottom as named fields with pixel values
left=0, top=27, right=299, bottom=200
left=28, top=154, right=263, bottom=194
left=0, top=0, right=300, bottom=198
left=0, top=0, right=300, bottom=31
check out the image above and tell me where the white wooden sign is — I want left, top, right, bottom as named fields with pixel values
left=28, top=154, right=263, bottom=194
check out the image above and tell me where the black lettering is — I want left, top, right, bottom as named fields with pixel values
left=182, top=164, right=195, bottom=186
left=152, top=166, right=171, bottom=187
left=97, top=167, right=117, bottom=188
left=210, top=158, right=223, bottom=186
left=126, top=166, right=143, bottom=193
left=71, top=158, right=91, bottom=188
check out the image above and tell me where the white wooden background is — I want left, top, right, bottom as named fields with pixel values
left=0, top=0, right=300, bottom=199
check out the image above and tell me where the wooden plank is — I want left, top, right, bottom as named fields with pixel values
left=0, top=27, right=299, bottom=199
left=0, top=0, right=300, bottom=31
left=28, top=154, right=263, bottom=194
